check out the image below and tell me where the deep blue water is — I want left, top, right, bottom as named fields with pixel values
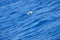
left=0, top=0, right=60, bottom=40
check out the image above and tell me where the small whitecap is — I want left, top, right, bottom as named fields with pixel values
left=27, top=11, right=32, bottom=15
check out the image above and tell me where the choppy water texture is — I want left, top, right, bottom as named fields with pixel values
left=0, top=0, right=60, bottom=40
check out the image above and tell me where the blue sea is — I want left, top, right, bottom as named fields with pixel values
left=0, top=0, right=60, bottom=40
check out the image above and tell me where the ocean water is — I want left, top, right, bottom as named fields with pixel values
left=0, top=0, right=60, bottom=40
